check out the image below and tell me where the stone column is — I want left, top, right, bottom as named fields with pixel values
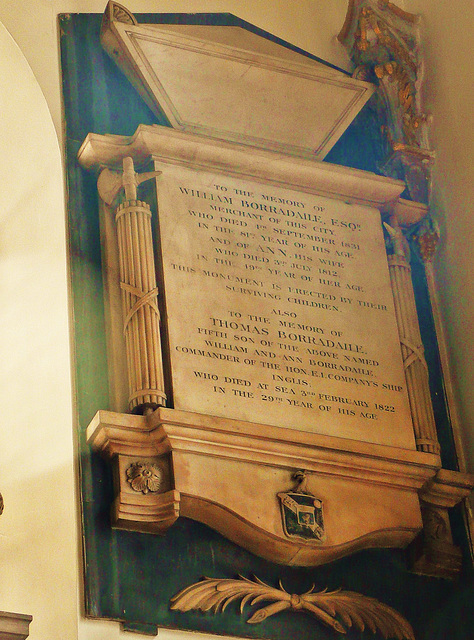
left=385, top=215, right=439, bottom=454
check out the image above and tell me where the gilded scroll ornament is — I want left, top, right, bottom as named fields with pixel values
left=170, top=575, right=415, bottom=639
left=126, top=461, right=162, bottom=494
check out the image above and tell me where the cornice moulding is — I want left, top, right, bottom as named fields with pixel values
left=78, top=124, right=406, bottom=210
left=420, top=468, right=474, bottom=508
left=88, top=408, right=440, bottom=491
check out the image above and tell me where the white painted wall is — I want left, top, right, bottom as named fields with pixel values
left=0, top=2, right=472, bottom=639
left=403, top=0, right=474, bottom=473
left=0, top=19, right=78, bottom=640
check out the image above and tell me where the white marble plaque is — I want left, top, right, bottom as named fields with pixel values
left=156, top=167, right=415, bottom=449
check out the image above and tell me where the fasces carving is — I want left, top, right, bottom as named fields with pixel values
left=338, top=0, right=433, bottom=203
left=411, top=217, right=474, bottom=519
left=170, top=576, right=415, bottom=640
left=107, top=157, right=166, bottom=414
left=384, top=215, right=439, bottom=454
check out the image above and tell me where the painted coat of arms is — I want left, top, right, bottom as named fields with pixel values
left=278, top=472, right=325, bottom=542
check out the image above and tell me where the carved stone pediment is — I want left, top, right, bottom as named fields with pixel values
left=101, top=1, right=374, bottom=160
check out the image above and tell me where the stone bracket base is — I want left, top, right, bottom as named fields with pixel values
left=113, top=489, right=180, bottom=535
left=408, top=468, right=474, bottom=578
left=408, top=535, right=463, bottom=580
left=86, top=407, right=473, bottom=568
left=88, top=408, right=474, bottom=575
left=0, top=611, right=32, bottom=640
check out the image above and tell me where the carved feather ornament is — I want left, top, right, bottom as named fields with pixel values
left=170, top=575, right=415, bottom=639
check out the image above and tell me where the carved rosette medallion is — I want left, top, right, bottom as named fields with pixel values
left=126, top=461, right=162, bottom=494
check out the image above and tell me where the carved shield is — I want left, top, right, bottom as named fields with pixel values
left=277, top=491, right=325, bottom=542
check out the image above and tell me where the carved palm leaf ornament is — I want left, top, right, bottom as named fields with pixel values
left=170, top=576, right=415, bottom=639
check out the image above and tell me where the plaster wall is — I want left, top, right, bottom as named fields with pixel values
left=403, top=0, right=474, bottom=476
left=0, top=2, right=472, bottom=640
left=0, top=19, right=78, bottom=640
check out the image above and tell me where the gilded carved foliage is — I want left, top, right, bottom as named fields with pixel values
left=412, top=216, right=440, bottom=263
left=170, top=575, right=415, bottom=639
left=339, top=0, right=433, bottom=202
left=339, top=0, right=424, bottom=147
